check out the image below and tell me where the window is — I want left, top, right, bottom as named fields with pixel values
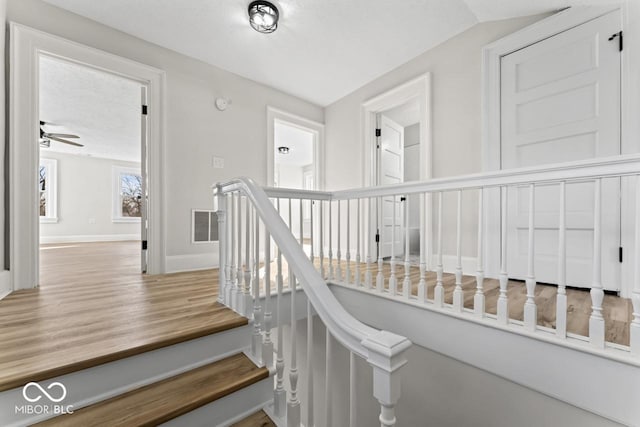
left=113, top=166, right=142, bottom=222
left=39, top=158, right=58, bottom=223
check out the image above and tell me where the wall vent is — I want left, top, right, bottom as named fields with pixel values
left=192, top=209, right=218, bottom=243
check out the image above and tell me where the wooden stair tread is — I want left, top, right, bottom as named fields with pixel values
left=35, top=353, right=269, bottom=427
left=231, top=410, right=276, bottom=427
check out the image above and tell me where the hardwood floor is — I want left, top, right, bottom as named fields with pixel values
left=0, top=242, right=245, bottom=392
left=35, top=353, right=268, bottom=427
left=231, top=410, right=276, bottom=427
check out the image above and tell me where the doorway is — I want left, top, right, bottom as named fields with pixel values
left=38, top=55, right=148, bottom=285
left=9, top=24, right=165, bottom=292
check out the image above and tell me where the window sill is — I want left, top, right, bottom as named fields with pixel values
left=113, top=217, right=141, bottom=223
left=40, top=217, right=58, bottom=224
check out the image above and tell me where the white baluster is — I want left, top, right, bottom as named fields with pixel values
left=306, top=301, right=314, bottom=427
left=365, top=197, right=373, bottom=289
left=376, top=196, right=384, bottom=292
left=346, top=199, right=352, bottom=284
left=556, top=182, right=567, bottom=338
left=329, top=200, right=334, bottom=280
left=349, top=352, right=356, bottom=427
left=225, top=194, right=233, bottom=305
left=252, top=207, right=262, bottom=362
left=216, top=186, right=226, bottom=304
left=310, top=200, right=314, bottom=265
left=589, top=178, right=605, bottom=347
left=300, top=199, right=304, bottom=248
left=497, top=187, right=509, bottom=324
left=263, top=227, right=274, bottom=367
left=236, top=193, right=243, bottom=311
left=453, top=190, right=464, bottom=312
left=631, top=176, right=640, bottom=356
left=274, top=200, right=286, bottom=417
left=336, top=200, right=343, bottom=282
left=524, top=184, right=537, bottom=332
left=288, top=198, right=301, bottom=427
left=320, top=200, right=325, bottom=279
left=403, top=195, right=411, bottom=299
left=325, top=330, right=333, bottom=427
left=389, top=196, right=398, bottom=295
left=434, top=192, right=444, bottom=307
left=356, top=198, right=361, bottom=287
left=418, top=193, right=426, bottom=303
left=230, top=193, right=237, bottom=309
left=243, top=197, right=253, bottom=317
left=474, top=189, right=485, bottom=317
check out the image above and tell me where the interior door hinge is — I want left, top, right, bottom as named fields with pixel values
left=609, top=31, right=623, bottom=52
left=375, top=128, right=381, bottom=137
left=142, top=105, right=148, bottom=115
left=619, top=246, right=623, bottom=263
left=375, top=232, right=380, bottom=243
left=142, top=240, right=148, bottom=250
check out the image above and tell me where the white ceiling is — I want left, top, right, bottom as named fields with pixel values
left=39, top=55, right=142, bottom=163
left=274, top=122, right=313, bottom=167
left=43, top=0, right=618, bottom=106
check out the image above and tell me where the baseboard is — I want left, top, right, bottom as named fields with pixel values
left=39, top=234, right=140, bottom=244
left=0, top=271, right=11, bottom=300
left=165, top=253, right=218, bottom=273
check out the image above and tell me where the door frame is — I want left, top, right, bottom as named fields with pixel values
left=9, top=23, right=167, bottom=291
left=266, top=106, right=325, bottom=190
left=361, top=73, right=433, bottom=266
left=481, top=5, right=638, bottom=297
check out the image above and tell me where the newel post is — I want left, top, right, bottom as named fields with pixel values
left=215, top=184, right=227, bottom=305
left=362, top=331, right=412, bottom=427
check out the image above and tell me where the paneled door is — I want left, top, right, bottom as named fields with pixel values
left=378, top=114, right=404, bottom=259
left=501, top=10, right=621, bottom=290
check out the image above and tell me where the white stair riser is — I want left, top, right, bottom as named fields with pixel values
left=0, top=324, right=252, bottom=427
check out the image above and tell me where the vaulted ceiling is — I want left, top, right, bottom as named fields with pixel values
left=43, top=0, right=619, bottom=106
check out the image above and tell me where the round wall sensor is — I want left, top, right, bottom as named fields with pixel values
left=215, top=98, right=229, bottom=111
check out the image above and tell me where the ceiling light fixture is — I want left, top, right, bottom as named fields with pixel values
left=248, top=1, right=279, bottom=34
left=278, top=146, right=290, bottom=154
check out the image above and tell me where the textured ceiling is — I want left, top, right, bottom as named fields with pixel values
left=42, top=0, right=617, bottom=106
left=40, top=55, right=142, bottom=163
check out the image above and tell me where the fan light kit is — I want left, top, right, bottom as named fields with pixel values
left=278, top=146, right=290, bottom=154
left=248, top=1, right=279, bottom=34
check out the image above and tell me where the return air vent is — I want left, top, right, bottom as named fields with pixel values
left=192, top=209, right=218, bottom=243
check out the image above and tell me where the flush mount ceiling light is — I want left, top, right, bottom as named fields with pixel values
left=278, top=146, right=290, bottom=154
left=248, top=1, right=279, bottom=34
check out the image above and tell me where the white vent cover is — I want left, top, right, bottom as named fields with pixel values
left=192, top=209, right=218, bottom=243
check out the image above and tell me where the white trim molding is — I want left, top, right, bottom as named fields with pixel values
left=266, top=106, right=325, bottom=190
left=9, top=23, right=167, bottom=290
left=40, top=234, right=141, bottom=244
left=165, top=251, right=219, bottom=274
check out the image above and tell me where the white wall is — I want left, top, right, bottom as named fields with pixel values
left=6, top=0, right=324, bottom=272
left=324, top=15, right=548, bottom=258
left=39, top=152, right=141, bottom=243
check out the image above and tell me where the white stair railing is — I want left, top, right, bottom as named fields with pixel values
left=255, top=153, right=640, bottom=363
left=215, top=179, right=412, bottom=427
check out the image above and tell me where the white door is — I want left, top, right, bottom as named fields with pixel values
left=378, top=114, right=404, bottom=259
left=140, top=87, right=148, bottom=273
left=501, top=10, right=621, bottom=290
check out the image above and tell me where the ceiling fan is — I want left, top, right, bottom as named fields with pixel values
left=39, top=121, right=83, bottom=147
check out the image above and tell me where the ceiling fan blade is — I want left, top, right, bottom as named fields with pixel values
left=48, top=136, right=84, bottom=147
left=44, top=133, right=80, bottom=139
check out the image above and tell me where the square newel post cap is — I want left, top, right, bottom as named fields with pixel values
left=362, top=331, right=412, bottom=406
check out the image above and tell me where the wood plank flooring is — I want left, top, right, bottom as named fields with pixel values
left=231, top=410, right=276, bottom=427
left=0, top=242, right=245, bottom=392
left=35, top=353, right=268, bottom=427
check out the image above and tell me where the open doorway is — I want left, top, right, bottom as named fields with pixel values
left=38, top=55, right=147, bottom=286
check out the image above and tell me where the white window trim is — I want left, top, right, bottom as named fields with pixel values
left=39, top=158, right=58, bottom=223
left=112, top=166, right=142, bottom=223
